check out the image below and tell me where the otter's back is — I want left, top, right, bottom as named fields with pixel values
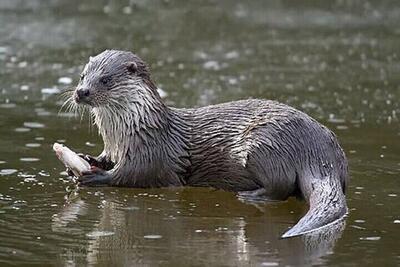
left=185, top=99, right=348, bottom=195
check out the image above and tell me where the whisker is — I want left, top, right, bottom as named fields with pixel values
left=59, top=97, right=72, bottom=115
left=58, top=88, right=75, bottom=115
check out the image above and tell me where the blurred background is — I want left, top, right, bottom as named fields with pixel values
left=0, top=0, right=399, bottom=266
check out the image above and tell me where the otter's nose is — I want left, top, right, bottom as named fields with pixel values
left=77, top=89, right=90, bottom=99
left=74, top=88, right=91, bottom=103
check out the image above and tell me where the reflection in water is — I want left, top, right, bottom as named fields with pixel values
left=299, top=219, right=346, bottom=264
left=52, top=200, right=88, bottom=231
left=0, top=0, right=399, bottom=265
left=52, top=188, right=345, bottom=266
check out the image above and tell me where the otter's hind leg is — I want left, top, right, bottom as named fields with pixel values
left=237, top=188, right=282, bottom=203
left=238, top=188, right=269, bottom=202
left=238, top=188, right=266, bottom=198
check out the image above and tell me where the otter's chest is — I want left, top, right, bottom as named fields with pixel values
left=93, top=109, right=133, bottom=163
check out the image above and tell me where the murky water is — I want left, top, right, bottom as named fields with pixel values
left=0, top=0, right=399, bottom=266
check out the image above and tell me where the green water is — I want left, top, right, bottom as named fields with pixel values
left=0, top=0, right=399, bottom=266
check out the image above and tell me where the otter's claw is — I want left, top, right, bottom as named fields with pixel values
left=82, top=154, right=101, bottom=167
left=75, top=153, right=100, bottom=167
left=78, top=167, right=112, bottom=187
left=66, top=167, right=74, bottom=177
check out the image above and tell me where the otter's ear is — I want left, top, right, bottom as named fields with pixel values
left=126, top=62, right=138, bottom=74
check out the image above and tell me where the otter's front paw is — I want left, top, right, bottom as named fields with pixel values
left=83, top=154, right=114, bottom=170
left=79, top=154, right=101, bottom=167
left=65, top=154, right=97, bottom=177
left=78, top=167, right=112, bottom=187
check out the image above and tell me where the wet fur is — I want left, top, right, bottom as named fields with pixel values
left=71, top=50, right=349, bottom=237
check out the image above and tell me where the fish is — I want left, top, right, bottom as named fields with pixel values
left=53, top=143, right=90, bottom=177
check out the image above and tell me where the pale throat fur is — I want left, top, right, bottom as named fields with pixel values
left=91, top=80, right=191, bottom=186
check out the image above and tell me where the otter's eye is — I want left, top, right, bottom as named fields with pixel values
left=79, top=74, right=85, bottom=81
left=100, top=76, right=111, bottom=86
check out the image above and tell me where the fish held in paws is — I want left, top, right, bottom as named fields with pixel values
left=53, top=143, right=90, bottom=177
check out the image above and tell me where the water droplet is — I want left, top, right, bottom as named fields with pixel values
left=328, top=116, right=346, bottom=124
left=122, top=6, right=132, bottom=14
left=143, top=235, right=162, bottom=239
left=20, top=158, right=40, bottom=162
left=225, top=51, right=239, bottom=60
left=86, top=231, right=114, bottom=238
left=0, top=46, right=8, bottom=53
left=227, top=77, right=238, bottom=85
left=120, top=206, right=140, bottom=211
left=25, top=143, right=41, bottom=148
left=0, top=169, right=17, bottom=175
left=58, top=77, right=72, bottom=85
left=0, top=103, right=16, bottom=109
left=23, top=177, right=37, bottom=183
left=23, top=122, right=45, bottom=128
left=350, top=225, right=366, bottom=230
left=85, top=142, right=96, bottom=147
left=360, top=236, right=381, bottom=241
left=336, top=125, right=348, bottom=130
left=261, top=262, right=279, bottom=266
left=18, top=61, right=28, bottom=68
left=103, top=5, right=111, bottom=14
left=203, top=60, right=221, bottom=71
left=15, top=127, right=30, bottom=133
left=41, top=87, right=60, bottom=95
left=38, top=171, right=50, bottom=177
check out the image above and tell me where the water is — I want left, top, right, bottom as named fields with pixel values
left=0, top=0, right=399, bottom=266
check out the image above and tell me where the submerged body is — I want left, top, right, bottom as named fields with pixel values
left=67, top=50, right=349, bottom=238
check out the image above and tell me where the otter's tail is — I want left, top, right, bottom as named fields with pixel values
left=281, top=173, right=348, bottom=238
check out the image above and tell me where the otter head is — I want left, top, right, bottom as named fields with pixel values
left=74, top=50, right=157, bottom=108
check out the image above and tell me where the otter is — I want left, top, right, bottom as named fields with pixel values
left=66, top=50, right=349, bottom=238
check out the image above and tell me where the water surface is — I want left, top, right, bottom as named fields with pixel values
left=0, top=0, right=399, bottom=266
